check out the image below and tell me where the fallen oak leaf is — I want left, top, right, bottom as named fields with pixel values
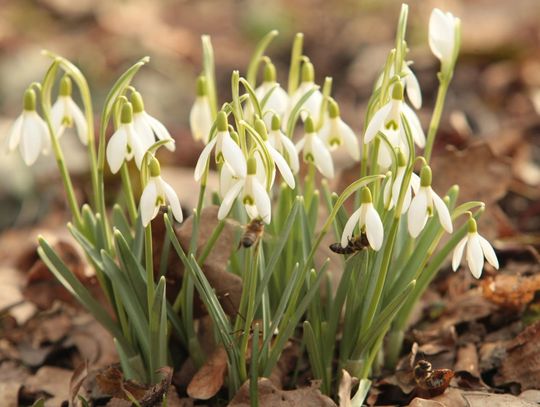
left=482, top=273, right=540, bottom=310
left=187, top=345, right=227, bottom=400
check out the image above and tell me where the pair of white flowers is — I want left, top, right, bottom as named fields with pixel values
left=5, top=77, right=87, bottom=166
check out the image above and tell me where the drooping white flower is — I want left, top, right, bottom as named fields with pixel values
left=245, top=62, right=289, bottom=127
left=295, top=116, right=334, bottom=179
left=319, top=99, right=360, bottom=161
left=194, top=111, right=247, bottom=181
left=254, top=118, right=295, bottom=189
left=364, top=82, right=425, bottom=168
left=218, top=156, right=271, bottom=223
left=106, top=101, right=153, bottom=174
left=139, top=156, right=183, bottom=227
left=5, top=88, right=50, bottom=166
left=383, top=149, right=420, bottom=214
left=375, top=63, right=422, bottom=110
left=51, top=76, right=88, bottom=145
left=189, top=76, right=213, bottom=144
left=452, top=218, right=499, bottom=279
left=429, top=8, right=460, bottom=70
left=407, top=165, right=453, bottom=238
left=131, top=91, right=175, bottom=151
left=341, top=187, right=384, bottom=251
left=285, top=61, right=323, bottom=125
left=268, top=115, right=299, bottom=174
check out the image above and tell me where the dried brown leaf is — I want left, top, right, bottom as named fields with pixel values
left=338, top=369, right=353, bottom=407
left=24, top=366, right=73, bottom=406
left=70, top=361, right=88, bottom=406
left=481, top=273, right=540, bottom=310
left=187, top=345, right=227, bottom=400
left=229, top=378, right=336, bottom=406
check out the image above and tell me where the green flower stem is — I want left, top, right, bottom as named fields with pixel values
left=40, top=60, right=83, bottom=228
left=287, top=33, right=304, bottom=94
left=120, top=163, right=137, bottom=224
left=246, top=30, right=279, bottom=87
left=424, top=77, right=450, bottom=163
left=304, top=162, right=316, bottom=210
left=145, top=224, right=155, bottom=313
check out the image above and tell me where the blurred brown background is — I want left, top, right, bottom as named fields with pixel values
left=1, top=0, right=539, bottom=231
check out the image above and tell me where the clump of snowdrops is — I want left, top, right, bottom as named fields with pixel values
left=5, top=4, right=499, bottom=405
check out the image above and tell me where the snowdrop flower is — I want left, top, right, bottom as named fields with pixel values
left=341, top=187, right=384, bottom=251
left=375, top=63, right=422, bottom=110
left=429, top=8, right=460, bottom=72
left=139, top=156, right=183, bottom=227
left=5, top=88, right=50, bottom=166
left=51, top=76, right=88, bottom=145
left=286, top=61, right=323, bottom=124
left=295, top=116, right=334, bottom=179
left=189, top=76, right=213, bottom=144
left=319, top=99, right=360, bottom=161
left=106, top=101, right=152, bottom=173
left=131, top=91, right=175, bottom=151
left=383, top=149, right=420, bottom=214
left=268, top=115, right=299, bottom=174
left=407, top=165, right=453, bottom=238
left=452, top=218, right=499, bottom=279
left=218, top=156, right=271, bottom=223
left=254, top=118, right=295, bottom=189
left=245, top=62, right=288, bottom=127
left=194, top=110, right=246, bottom=181
left=364, top=82, right=425, bottom=168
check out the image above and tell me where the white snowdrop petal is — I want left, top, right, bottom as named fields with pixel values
left=402, top=103, right=426, bottom=148
left=68, top=99, right=89, bottom=145
left=410, top=173, right=421, bottom=193
left=339, top=120, right=360, bottom=161
left=478, top=235, right=499, bottom=269
left=190, top=98, right=213, bottom=143
left=466, top=233, right=484, bottom=279
left=147, top=114, right=175, bottom=151
left=295, top=137, right=306, bottom=153
left=280, top=134, right=299, bottom=174
left=218, top=180, right=244, bottom=220
left=159, top=178, right=183, bottom=223
left=252, top=179, right=272, bottom=224
left=365, top=204, right=384, bottom=250
left=377, top=142, right=393, bottom=169
left=404, top=66, right=422, bottom=109
left=452, top=236, right=468, bottom=271
left=432, top=191, right=453, bottom=233
left=364, top=102, right=391, bottom=144
left=6, top=114, right=23, bottom=152
left=38, top=116, right=51, bottom=154
left=267, top=144, right=295, bottom=189
left=194, top=137, right=217, bottom=181
left=408, top=189, right=428, bottom=238
left=383, top=178, right=392, bottom=209
left=140, top=180, right=159, bottom=227
left=311, top=135, right=334, bottom=179
left=341, top=208, right=362, bottom=248
left=222, top=134, right=246, bottom=178
left=133, top=114, right=155, bottom=151
left=219, top=163, right=235, bottom=197
left=106, top=127, right=128, bottom=174
left=50, top=99, right=64, bottom=134
left=429, top=9, right=455, bottom=63
left=20, top=114, right=44, bottom=165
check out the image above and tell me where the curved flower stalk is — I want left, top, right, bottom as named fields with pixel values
left=190, top=76, right=214, bottom=144
left=131, top=91, right=175, bottom=151
left=295, top=116, right=334, bottom=179
left=194, top=110, right=247, bottom=181
left=51, top=76, right=88, bottom=145
left=140, top=156, right=183, bottom=227
left=6, top=88, right=50, bottom=166
left=254, top=118, right=295, bottom=189
left=245, top=61, right=288, bottom=127
left=376, top=63, right=422, bottom=110
left=286, top=61, right=323, bottom=124
left=364, top=82, right=425, bottom=168
left=341, top=187, right=384, bottom=251
left=407, top=165, right=453, bottom=237
left=452, top=218, right=499, bottom=279
left=268, top=115, right=299, bottom=174
left=383, top=149, right=420, bottom=213
left=106, top=101, right=153, bottom=173
left=429, top=8, right=461, bottom=73
left=218, top=156, right=271, bottom=223
left=319, top=99, right=360, bottom=161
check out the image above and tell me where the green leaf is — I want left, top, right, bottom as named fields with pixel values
left=149, top=277, right=168, bottom=382
left=112, top=204, right=133, bottom=244
left=37, top=237, right=132, bottom=353
left=246, top=30, right=278, bottom=86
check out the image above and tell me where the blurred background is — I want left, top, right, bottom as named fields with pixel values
left=0, top=0, right=539, bottom=235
